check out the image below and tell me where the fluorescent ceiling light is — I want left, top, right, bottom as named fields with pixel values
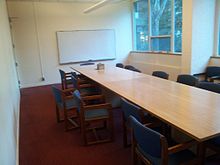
left=83, top=0, right=110, bottom=14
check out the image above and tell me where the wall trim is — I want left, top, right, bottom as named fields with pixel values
left=130, top=51, right=182, bottom=56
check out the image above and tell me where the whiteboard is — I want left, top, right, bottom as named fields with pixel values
left=57, top=29, right=116, bottom=64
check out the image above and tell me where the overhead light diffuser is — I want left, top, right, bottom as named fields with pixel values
left=83, top=0, right=110, bottom=14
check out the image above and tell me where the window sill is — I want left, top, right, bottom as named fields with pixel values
left=211, top=56, right=220, bottom=59
left=130, top=51, right=182, bottom=56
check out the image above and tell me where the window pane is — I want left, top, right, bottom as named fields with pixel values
left=151, top=37, right=171, bottom=51
left=174, top=0, right=182, bottom=52
left=133, top=0, right=149, bottom=51
left=151, top=0, right=171, bottom=36
left=219, top=22, right=220, bottom=55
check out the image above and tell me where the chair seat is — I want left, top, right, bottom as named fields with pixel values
left=58, top=99, right=77, bottom=110
left=80, top=87, right=100, bottom=96
left=85, top=109, right=109, bottom=121
left=137, top=145, right=195, bottom=165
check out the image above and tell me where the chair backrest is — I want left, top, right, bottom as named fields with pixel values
left=59, top=69, right=65, bottom=81
left=152, top=71, right=169, bottom=80
left=124, top=65, right=135, bottom=70
left=131, top=68, right=141, bottom=73
left=197, top=82, right=220, bottom=94
left=51, top=86, right=62, bottom=104
left=71, top=72, right=78, bottom=88
left=121, top=98, right=144, bottom=122
left=116, top=63, right=124, bottom=68
left=177, top=74, right=198, bottom=86
left=206, top=66, right=220, bottom=80
left=129, top=116, right=164, bottom=159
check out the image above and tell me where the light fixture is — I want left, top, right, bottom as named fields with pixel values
left=83, top=0, right=110, bottom=14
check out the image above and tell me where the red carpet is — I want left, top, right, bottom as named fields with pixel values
left=19, top=85, right=131, bottom=165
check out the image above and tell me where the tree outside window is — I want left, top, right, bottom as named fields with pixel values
left=133, top=0, right=149, bottom=51
left=133, top=0, right=182, bottom=53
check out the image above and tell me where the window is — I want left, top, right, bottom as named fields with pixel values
left=215, top=0, right=220, bottom=56
left=219, top=25, right=220, bottom=55
left=133, top=0, right=182, bottom=53
left=133, top=0, right=149, bottom=51
left=174, top=0, right=182, bottom=52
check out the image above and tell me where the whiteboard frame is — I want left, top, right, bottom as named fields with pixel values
left=56, top=29, right=116, bottom=65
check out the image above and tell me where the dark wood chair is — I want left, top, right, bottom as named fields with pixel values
left=129, top=116, right=199, bottom=165
left=193, top=66, right=220, bottom=82
left=177, top=74, right=198, bottom=86
left=71, top=72, right=101, bottom=96
left=131, top=68, right=142, bottom=73
left=59, top=69, right=73, bottom=89
left=152, top=71, right=169, bottom=80
left=73, top=90, right=114, bottom=145
left=124, top=65, right=136, bottom=70
left=196, top=82, right=220, bottom=159
left=124, top=65, right=141, bottom=73
left=196, top=82, right=220, bottom=93
left=51, top=86, right=79, bottom=131
left=121, top=98, right=160, bottom=148
left=116, top=63, right=124, bottom=68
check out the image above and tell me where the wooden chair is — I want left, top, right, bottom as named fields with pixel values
left=124, top=65, right=136, bottom=70
left=73, top=90, right=114, bottom=145
left=132, top=68, right=141, bottom=73
left=124, top=65, right=141, bottom=73
left=59, top=69, right=73, bottom=89
left=51, top=86, right=79, bottom=131
left=152, top=71, right=169, bottom=80
left=194, top=66, right=220, bottom=82
left=121, top=98, right=160, bottom=148
left=116, top=63, right=124, bottom=68
left=71, top=72, right=101, bottom=96
left=129, top=116, right=199, bottom=165
left=196, top=82, right=220, bottom=93
left=196, top=82, right=220, bottom=159
left=177, top=74, right=198, bottom=86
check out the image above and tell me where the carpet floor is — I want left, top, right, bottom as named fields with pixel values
left=19, top=85, right=131, bottom=165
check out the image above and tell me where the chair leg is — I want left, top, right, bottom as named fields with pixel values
left=132, top=136, right=138, bottom=165
left=109, top=116, right=114, bottom=142
left=56, top=106, right=61, bottom=123
left=64, top=108, right=68, bottom=131
left=81, top=120, right=88, bottom=145
left=123, top=122, right=128, bottom=147
left=61, top=80, right=65, bottom=90
left=197, top=142, right=206, bottom=165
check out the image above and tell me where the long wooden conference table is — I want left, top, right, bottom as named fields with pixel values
left=72, top=65, right=220, bottom=142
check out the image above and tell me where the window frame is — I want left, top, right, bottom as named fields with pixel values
left=214, top=0, right=220, bottom=56
left=132, top=0, right=182, bottom=54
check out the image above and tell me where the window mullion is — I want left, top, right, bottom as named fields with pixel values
left=171, top=0, right=175, bottom=52
left=148, top=0, right=151, bottom=51
left=132, top=0, right=137, bottom=50
left=214, top=0, right=220, bottom=56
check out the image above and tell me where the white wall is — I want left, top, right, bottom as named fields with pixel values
left=181, top=0, right=215, bottom=74
left=7, top=1, right=132, bottom=88
left=129, top=52, right=182, bottom=81
left=190, top=0, right=215, bottom=74
left=0, top=0, right=20, bottom=164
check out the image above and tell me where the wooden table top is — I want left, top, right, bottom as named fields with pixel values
left=72, top=66, right=220, bottom=142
